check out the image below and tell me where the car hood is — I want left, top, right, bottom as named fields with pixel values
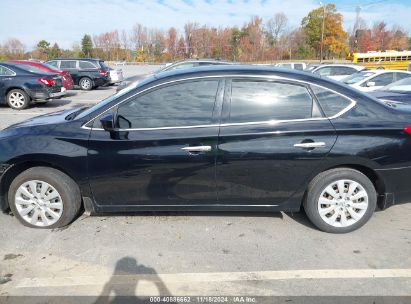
left=2, top=107, right=84, bottom=130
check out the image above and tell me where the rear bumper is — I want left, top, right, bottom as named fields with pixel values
left=30, top=87, right=66, bottom=100
left=0, top=164, right=12, bottom=211
left=94, top=76, right=110, bottom=87
left=376, top=166, right=411, bottom=208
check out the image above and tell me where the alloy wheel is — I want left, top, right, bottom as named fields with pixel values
left=14, top=180, right=64, bottom=227
left=317, top=179, right=368, bottom=228
left=8, top=92, right=26, bottom=109
left=80, top=78, right=92, bottom=90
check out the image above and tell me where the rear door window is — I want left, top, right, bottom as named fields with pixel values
left=79, top=61, right=97, bottom=69
left=228, top=80, right=314, bottom=123
left=395, top=72, right=411, bottom=81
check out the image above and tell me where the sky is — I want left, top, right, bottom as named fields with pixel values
left=1, top=0, right=411, bottom=50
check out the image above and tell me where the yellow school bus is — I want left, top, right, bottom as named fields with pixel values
left=352, top=50, right=411, bottom=70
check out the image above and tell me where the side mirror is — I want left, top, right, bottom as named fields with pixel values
left=366, top=81, right=376, bottom=87
left=100, top=113, right=115, bottom=132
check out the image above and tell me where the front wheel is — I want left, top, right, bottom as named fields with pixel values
left=304, top=168, right=377, bottom=233
left=8, top=167, right=81, bottom=229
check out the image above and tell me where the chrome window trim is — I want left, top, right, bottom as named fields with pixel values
left=0, top=65, right=17, bottom=77
left=82, top=74, right=357, bottom=131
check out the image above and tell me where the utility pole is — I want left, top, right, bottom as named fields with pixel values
left=319, top=2, right=326, bottom=62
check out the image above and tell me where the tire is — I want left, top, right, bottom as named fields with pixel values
left=8, top=167, right=81, bottom=229
left=79, top=77, right=93, bottom=90
left=303, top=168, right=377, bottom=233
left=6, top=89, right=30, bottom=110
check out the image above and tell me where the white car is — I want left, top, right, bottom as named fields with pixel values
left=311, top=64, right=364, bottom=81
left=109, top=68, right=124, bottom=84
left=342, top=70, right=411, bottom=92
left=275, top=62, right=307, bottom=71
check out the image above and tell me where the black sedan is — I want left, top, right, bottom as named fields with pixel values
left=369, top=77, right=411, bottom=104
left=1, top=66, right=411, bottom=233
left=0, top=63, right=66, bottom=109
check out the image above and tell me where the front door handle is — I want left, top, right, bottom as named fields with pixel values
left=181, top=146, right=212, bottom=153
left=294, top=142, right=326, bottom=149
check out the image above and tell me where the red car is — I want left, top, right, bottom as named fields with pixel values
left=8, top=60, right=74, bottom=90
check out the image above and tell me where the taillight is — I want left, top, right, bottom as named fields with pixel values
left=404, top=126, right=411, bottom=134
left=38, top=77, right=55, bottom=86
left=99, top=69, right=108, bottom=75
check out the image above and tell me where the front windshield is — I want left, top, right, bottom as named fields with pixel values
left=76, top=76, right=155, bottom=120
left=381, top=77, right=411, bottom=92
left=342, top=71, right=375, bottom=84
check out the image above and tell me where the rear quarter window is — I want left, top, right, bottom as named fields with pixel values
left=312, top=86, right=352, bottom=117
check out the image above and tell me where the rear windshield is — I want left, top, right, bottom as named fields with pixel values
left=99, top=61, right=109, bottom=69
left=42, top=62, right=60, bottom=71
left=14, top=64, right=50, bottom=74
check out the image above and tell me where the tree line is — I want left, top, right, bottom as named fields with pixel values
left=0, top=4, right=409, bottom=63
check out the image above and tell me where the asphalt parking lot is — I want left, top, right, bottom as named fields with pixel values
left=0, top=65, right=410, bottom=302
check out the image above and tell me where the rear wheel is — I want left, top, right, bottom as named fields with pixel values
left=7, top=89, right=30, bottom=110
left=8, top=167, right=81, bottom=229
left=304, top=168, right=377, bottom=233
left=79, top=77, right=93, bottom=90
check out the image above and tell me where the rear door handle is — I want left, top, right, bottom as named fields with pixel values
left=181, top=146, right=212, bottom=153
left=294, top=142, right=326, bottom=149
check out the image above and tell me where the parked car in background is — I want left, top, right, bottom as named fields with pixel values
left=0, top=62, right=65, bottom=109
left=369, top=77, right=411, bottom=103
left=7, top=60, right=74, bottom=90
left=108, top=67, right=124, bottom=85
left=305, top=64, right=320, bottom=72
left=159, top=59, right=235, bottom=72
left=275, top=62, right=306, bottom=70
left=45, top=58, right=110, bottom=90
left=116, top=59, right=234, bottom=92
left=1, top=66, right=411, bottom=233
left=342, top=70, right=411, bottom=92
left=311, top=64, right=364, bottom=81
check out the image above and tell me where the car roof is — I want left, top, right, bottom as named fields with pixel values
left=170, top=59, right=233, bottom=64
left=52, top=58, right=103, bottom=61
left=152, top=64, right=351, bottom=92
left=363, top=69, right=411, bottom=74
left=315, top=63, right=363, bottom=68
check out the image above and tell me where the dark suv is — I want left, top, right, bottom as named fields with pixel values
left=45, top=58, right=110, bottom=90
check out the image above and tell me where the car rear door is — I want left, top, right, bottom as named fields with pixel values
left=215, top=78, right=338, bottom=208
left=87, top=78, right=223, bottom=208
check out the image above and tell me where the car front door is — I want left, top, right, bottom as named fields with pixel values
left=87, top=78, right=223, bottom=208
left=215, top=78, right=338, bottom=208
